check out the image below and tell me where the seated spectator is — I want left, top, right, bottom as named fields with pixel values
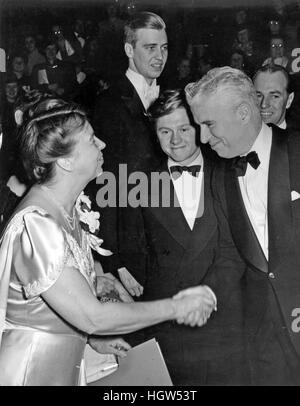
left=51, top=24, right=84, bottom=67
left=31, top=37, right=78, bottom=100
left=8, top=53, right=30, bottom=91
left=232, top=27, right=254, bottom=58
left=263, top=36, right=289, bottom=69
left=71, top=18, right=86, bottom=49
left=0, top=75, right=20, bottom=180
left=229, top=49, right=254, bottom=77
left=24, top=35, right=46, bottom=76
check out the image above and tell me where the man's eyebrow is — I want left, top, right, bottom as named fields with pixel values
left=267, top=90, right=283, bottom=95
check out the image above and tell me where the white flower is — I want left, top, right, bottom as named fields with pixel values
left=75, top=192, right=112, bottom=256
left=79, top=210, right=100, bottom=233
left=87, top=234, right=113, bottom=256
left=76, top=192, right=100, bottom=233
left=77, top=192, right=92, bottom=209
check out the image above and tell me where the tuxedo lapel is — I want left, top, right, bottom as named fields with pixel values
left=268, top=127, right=293, bottom=274
left=149, top=159, right=217, bottom=257
left=148, top=164, right=191, bottom=249
left=187, top=159, right=217, bottom=255
left=225, top=162, right=268, bottom=273
left=120, top=77, right=145, bottom=116
left=120, top=77, right=156, bottom=135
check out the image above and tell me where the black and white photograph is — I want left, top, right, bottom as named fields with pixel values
left=1, top=0, right=300, bottom=389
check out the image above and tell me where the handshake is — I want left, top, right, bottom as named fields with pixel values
left=172, top=286, right=217, bottom=327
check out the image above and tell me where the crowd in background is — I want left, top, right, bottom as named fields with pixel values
left=2, top=1, right=300, bottom=182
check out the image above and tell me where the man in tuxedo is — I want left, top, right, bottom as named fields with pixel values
left=186, top=66, right=300, bottom=385
left=253, top=63, right=298, bottom=130
left=118, top=89, right=249, bottom=385
left=90, top=12, right=167, bottom=292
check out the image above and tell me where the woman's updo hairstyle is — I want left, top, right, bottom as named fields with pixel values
left=19, top=98, right=87, bottom=185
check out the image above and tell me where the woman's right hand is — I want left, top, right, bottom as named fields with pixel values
left=172, top=285, right=216, bottom=327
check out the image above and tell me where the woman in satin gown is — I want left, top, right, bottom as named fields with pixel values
left=0, top=99, right=215, bottom=386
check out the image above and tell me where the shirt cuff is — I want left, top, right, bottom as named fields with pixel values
left=205, top=285, right=217, bottom=311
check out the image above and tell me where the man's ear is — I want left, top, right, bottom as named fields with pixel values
left=237, top=102, right=251, bottom=123
left=124, top=42, right=134, bottom=59
left=56, top=156, right=74, bottom=172
left=286, top=92, right=295, bottom=109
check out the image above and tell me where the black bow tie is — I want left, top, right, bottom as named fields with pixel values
left=170, top=165, right=201, bottom=180
left=231, top=151, right=260, bottom=177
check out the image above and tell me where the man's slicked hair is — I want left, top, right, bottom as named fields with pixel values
left=253, top=63, right=293, bottom=94
left=124, top=11, right=166, bottom=47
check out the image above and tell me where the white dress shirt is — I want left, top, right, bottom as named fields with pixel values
left=238, top=122, right=272, bottom=259
left=168, top=150, right=204, bottom=230
left=126, top=68, right=160, bottom=110
left=278, top=119, right=287, bottom=129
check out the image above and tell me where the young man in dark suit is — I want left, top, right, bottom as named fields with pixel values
left=118, top=90, right=249, bottom=385
left=90, top=12, right=167, bottom=291
left=186, top=66, right=300, bottom=385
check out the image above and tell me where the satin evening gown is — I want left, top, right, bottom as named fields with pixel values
left=0, top=206, right=97, bottom=386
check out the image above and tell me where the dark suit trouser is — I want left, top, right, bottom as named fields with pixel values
left=167, top=349, right=250, bottom=386
left=247, top=289, right=300, bottom=386
left=129, top=324, right=250, bottom=386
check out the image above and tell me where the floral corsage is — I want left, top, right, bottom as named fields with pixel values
left=76, top=192, right=112, bottom=256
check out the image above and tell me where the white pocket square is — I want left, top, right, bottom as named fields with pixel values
left=291, top=190, right=300, bottom=201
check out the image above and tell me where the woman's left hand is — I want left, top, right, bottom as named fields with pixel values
left=89, top=337, right=131, bottom=358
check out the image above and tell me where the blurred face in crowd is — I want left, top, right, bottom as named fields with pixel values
left=25, top=36, right=36, bottom=53
left=268, top=20, right=280, bottom=36
left=125, top=28, right=168, bottom=85
left=190, top=90, right=253, bottom=158
left=238, top=29, right=249, bottom=44
left=12, top=57, right=25, bottom=75
left=45, top=44, right=58, bottom=62
left=254, top=70, right=294, bottom=126
left=156, top=107, right=199, bottom=165
left=235, top=10, right=247, bottom=25
left=74, top=19, right=84, bottom=35
left=178, top=58, right=191, bottom=79
left=270, top=37, right=284, bottom=58
left=5, top=82, right=18, bottom=103
left=230, top=52, right=244, bottom=70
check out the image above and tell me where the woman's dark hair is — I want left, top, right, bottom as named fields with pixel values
left=19, top=99, right=87, bottom=185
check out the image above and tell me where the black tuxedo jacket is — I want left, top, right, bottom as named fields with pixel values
left=88, top=75, right=164, bottom=272
left=119, top=157, right=247, bottom=360
left=212, top=125, right=300, bottom=356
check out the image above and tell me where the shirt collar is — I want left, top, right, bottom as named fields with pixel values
left=246, top=122, right=272, bottom=170
left=278, top=119, right=287, bottom=129
left=126, top=68, right=159, bottom=109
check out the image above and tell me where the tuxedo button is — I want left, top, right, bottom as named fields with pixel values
left=268, top=272, right=275, bottom=279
